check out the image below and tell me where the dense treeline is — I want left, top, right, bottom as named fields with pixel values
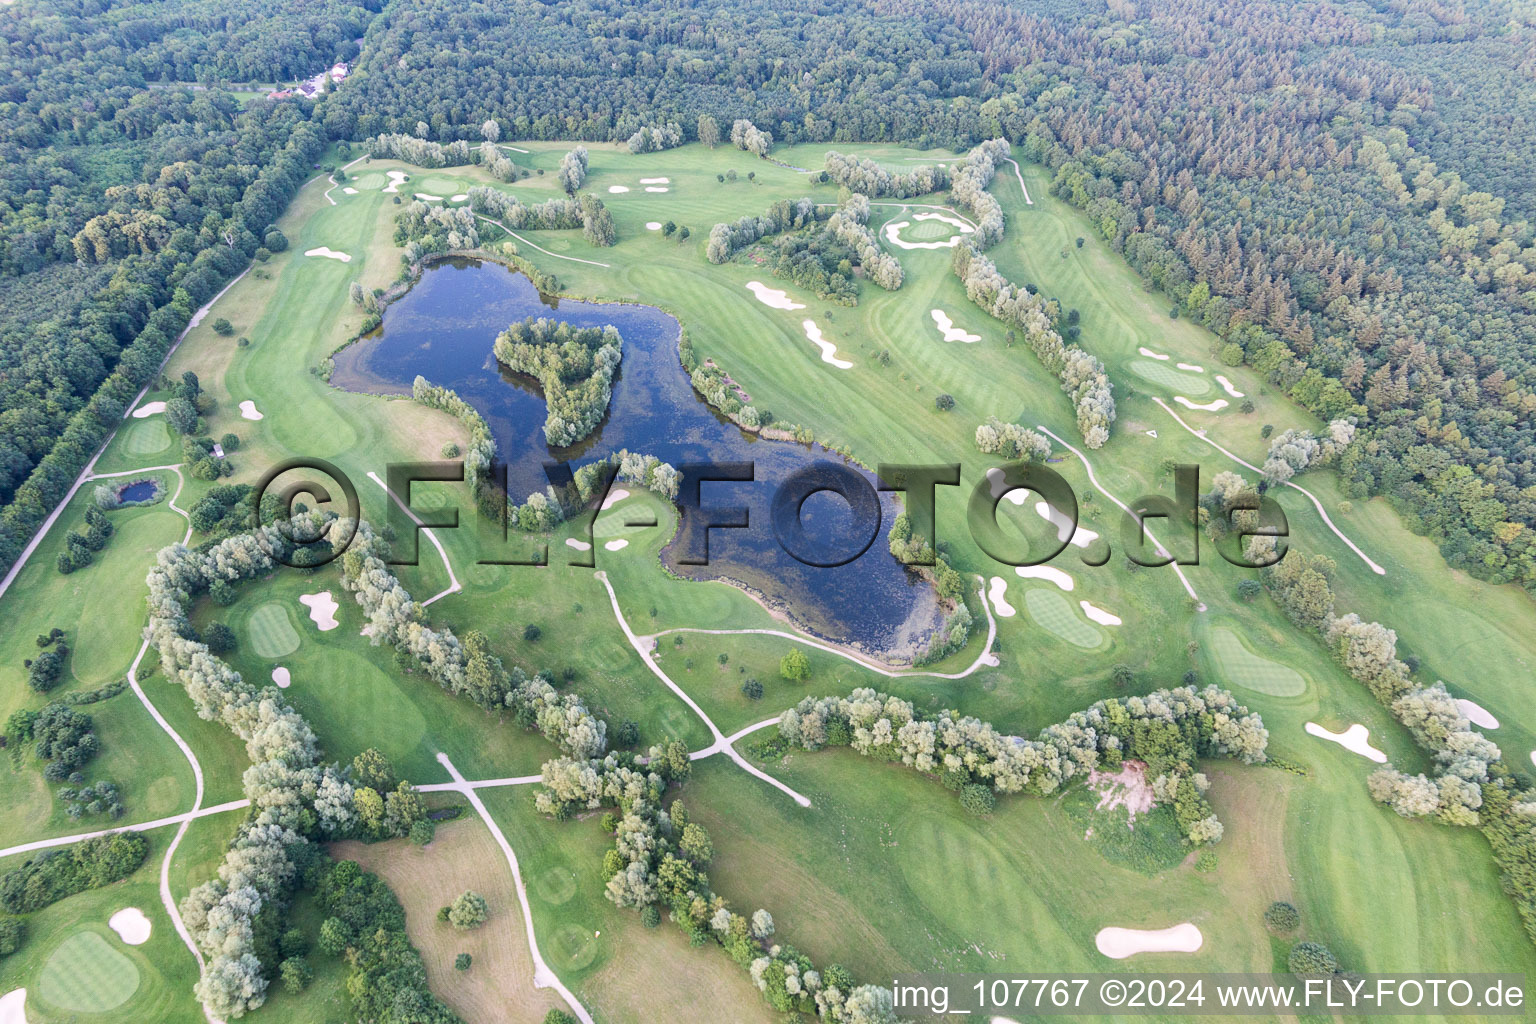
left=706, top=197, right=825, bottom=264
left=822, top=153, right=947, bottom=198
left=952, top=245, right=1115, bottom=447
left=0, top=834, right=148, bottom=914
left=827, top=194, right=903, bottom=291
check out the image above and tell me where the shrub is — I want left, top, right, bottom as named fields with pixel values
left=935, top=393, right=955, bottom=411
left=959, top=784, right=995, bottom=816
left=280, top=957, right=312, bottom=993
left=1287, top=941, right=1338, bottom=977
left=742, top=678, right=764, bottom=700
left=779, top=649, right=810, bottom=682
left=409, top=819, right=436, bottom=846
left=203, top=622, right=237, bottom=655
left=640, top=905, right=661, bottom=928
left=212, top=318, right=234, bottom=336
left=447, top=890, right=489, bottom=930
left=455, top=952, right=472, bottom=971
left=442, top=442, right=460, bottom=458
left=1264, top=901, right=1300, bottom=933
left=523, top=624, right=542, bottom=643
left=0, top=918, right=24, bottom=957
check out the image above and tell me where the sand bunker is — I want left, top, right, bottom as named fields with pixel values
left=746, top=281, right=805, bottom=310
left=1036, top=501, right=1099, bottom=548
left=342, top=187, right=358, bottom=195
left=1214, top=374, right=1245, bottom=398
left=604, top=539, right=629, bottom=551
left=913, top=211, right=974, bottom=233
left=639, top=177, right=671, bottom=184
left=1174, top=396, right=1229, bottom=411
left=299, top=591, right=340, bottom=631
left=985, top=468, right=1029, bottom=506
left=383, top=170, right=409, bottom=193
left=0, top=989, right=26, bottom=1024
left=600, top=488, right=631, bottom=510
left=413, top=192, right=444, bottom=201
left=565, top=538, right=591, bottom=551
left=801, top=321, right=853, bottom=369
left=1089, top=760, right=1155, bottom=821
left=645, top=186, right=670, bottom=193
left=1138, top=347, right=1170, bottom=360
left=987, top=576, right=1017, bottom=617
left=930, top=309, right=980, bottom=343
left=109, top=907, right=151, bottom=945
left=1456, top=698, right=1499, bottom=730
left=1079, top=600, right=1122, bottom=626
left=1015, top=565, right=1075, bottom=591
left=1305, top=722, right=1387, bottom=762
left=239, top=400, right=263, bottom=420
left=608, top=185, right=630, bottom=193
left=1096, top=923, right=1203, bottom=959
left=305, top=246, right=352, bottom=262
left=451, top=194, right=468, bottom=202
left=882, top=219, right=964, bottom=250
left=131, top=401, right=165, bottom=419
left=645, top=221, right=662, bottom=230
left=271, top=667, right=291, bottom=688
left=1176, top=362, right=1205, bottom=373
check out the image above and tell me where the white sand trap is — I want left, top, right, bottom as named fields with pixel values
left=801, top=321, right=853, bottom=369
left=930, top=309, right=980, bottom=343
left=1456, top=699, right=1499, bottom=729
left=1080, top=600, right=1122, bottom=626
left=305, top=246, right=352, bottom=262
left=1138, top=347, right=1170, bottom=360
left=342, top=187, right=358, bottom=195
left=645, top=186, right=670, bottom=193
left=239, top=400, right=263, bottom=420
left=645, top=221, right=663, bottom=230
left=271, top=667, right=291, bottom=689
left=913, top=211, right=974, bottom=233
left=413, top=192, right=444, bottom=201
left=746, top=281, right=805, bottom=310
left=299, top=591, right=340, bottom=631
left=1305, top=722, right=1387, bottom=763
left=608, top=185, right=630, bottom=193
left=985, top=468, right=1029, bottom=506
left=109, top=907, right=152, bottom=945
left=1214, top=374, right=1245, bottom=398
left=1036, top=501, right=1099, bottom=548
left=1096, top=924, right=1203, bottom=960
left=600, top=488, right=631, bottom=510
left=0, top=989, right=26, bottom=1024
left=604, top=539, right=629, bottom=551
left=131, top=401, right=165, bottom=418
left=1531, top=751, right=1536, bottom=769
left=882, top=219, right=964, bottom=250
left=383, top=170, right=409, bottom=193
left=564, top=538, right=591, bottom=551
left=987, top=576, right=1017, bottom=617
left=1174, top=396, right=1229, bottom=412
left=1015, top=565, right=1075, bottom=591
left=450, top=193, right=468, bottom=202
left=1176, top=362, right=1205, bottom=373
left=1145, top=429, right=1158, bottom=438
left=639, top=177, right=670, bottom=184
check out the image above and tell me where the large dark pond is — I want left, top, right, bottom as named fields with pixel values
left=332, top=258, right=940, bottom=656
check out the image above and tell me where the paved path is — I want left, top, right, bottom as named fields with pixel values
left=1036, top=425, right=1206, bottom=610
left=595, top=571, right=811, bottom=807
left=321, top=154, right=369, bottom=206
left=1004, top=157, right=1035, bottom=205
left=368, top=471, right=462, bottom=605
left=1152, top=397, right=1385, bottom=575
left=650, top=575, right=999, bottom=681
left=435, top=753, right=595, bottom=1024
left=470, top=212, right=611, bottom=268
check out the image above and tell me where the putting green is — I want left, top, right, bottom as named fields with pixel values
left=550, top=922, right=601, bottom=970
left=248, top=601, right=301, bottom=658
left=1209, top=627, right=1306, bottom=697
left=1024, top=588, right=1103, bottom=649
left=123, top=418, right=171, bottom=455
left=37, top=931, right=140, bottom=1012
left=1125, top=359, right=1211, bottom=397
left=903, top=217, right=958, bottom=241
